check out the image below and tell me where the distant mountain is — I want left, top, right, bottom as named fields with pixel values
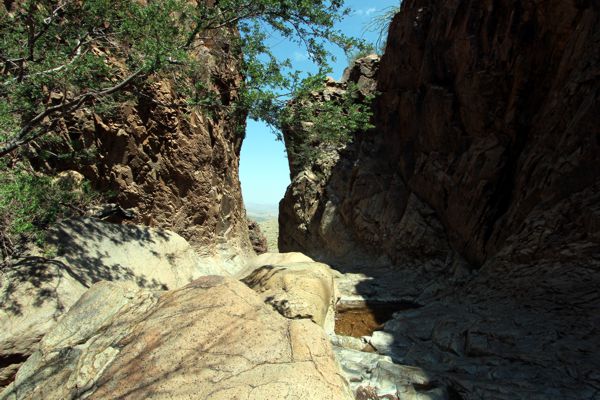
left=245, top=202, right=279, bottom=221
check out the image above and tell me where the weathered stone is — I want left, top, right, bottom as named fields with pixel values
left=247, top=218, right=268, bottom=254
left=330, top=335, right=369, bottom=352
left=242, top=261, right=337, bottom=334
left=253, top=251, right=314, bottom=266
left=334, top=346, right=447, bottom=400
left=1, top=277, right=354, bottom=400
left=0, top=218, right=227, bottom=388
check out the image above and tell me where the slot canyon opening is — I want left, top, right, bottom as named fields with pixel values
left=239, top=119, right=290, bottom=253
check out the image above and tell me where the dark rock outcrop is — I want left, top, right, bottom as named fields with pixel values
left=247, top=219, right=268, bottom=254
left=279, top=55, right=450, bottom=272
left=377, top=0, right=599, bottom=269
left=280, top=1, right=600, bottom=398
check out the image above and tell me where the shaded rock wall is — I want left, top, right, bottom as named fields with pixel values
left=279, top=56, right=451, bottom=272
left=280, top=0, right=600, bottom=398
left=377, top=0, right=599, bottom=268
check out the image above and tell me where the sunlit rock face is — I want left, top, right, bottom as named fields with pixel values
left=281, top=0, right=600, bottom=398
left=1, top=277, right=354, bottom=400
left=0, top=218, right=230, bottom=389
left=30, top=22, right=252, bottom=264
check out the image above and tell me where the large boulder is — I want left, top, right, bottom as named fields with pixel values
left=252, top=252, right=315, bottom=266
left=235, top=251, right=315, bottom=279
left=242, top=261, right=338, bottom=333
left=0, top=217, right=227, bottom=388
left=0, top=277, right=353, bottom=400
left=47, top=217, right=230, bottom=287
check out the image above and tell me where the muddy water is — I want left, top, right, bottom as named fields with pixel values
left=334, top=301, right=418, bottom=338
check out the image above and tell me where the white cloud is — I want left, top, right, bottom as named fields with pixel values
left=293, top=51, right=308, bottom=62
left=355, top=7, right=378, bottom=17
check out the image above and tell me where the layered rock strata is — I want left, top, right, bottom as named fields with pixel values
left=33, top=17, right=252, bottom=262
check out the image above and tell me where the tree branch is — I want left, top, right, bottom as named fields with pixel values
left=2, top=47, right=87, bottom=87
left=0, top=68, right=144, bottom=157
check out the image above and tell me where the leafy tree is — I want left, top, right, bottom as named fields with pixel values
left=0, top=163, right=97, bottom=258
left=0, top=0, right=370, bottom=156
left=281, top=80, right=375, bottom=169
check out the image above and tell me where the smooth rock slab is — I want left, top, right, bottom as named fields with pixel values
left=0, top=218, right=225, bottom=388
left=242, top=261, right=337, bottom=333
left=1, top=277, right=353, bottom=400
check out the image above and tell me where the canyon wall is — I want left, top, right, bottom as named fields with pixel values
left=377, top=0, right=599, bottom=269
left=1, top=22, right=254, bottom=387
left=280, top=56, right=451, bottom=275
left=36, top=28, right=252, bottom=264
left=280, top=0, right=599, bottom=398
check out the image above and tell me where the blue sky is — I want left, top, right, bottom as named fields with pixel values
left=239, top=0, right=400, bottom=207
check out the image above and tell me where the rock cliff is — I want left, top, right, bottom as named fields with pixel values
left=280, top=0, right=599, bottom=398
left=280, top=55, right=450, bottom=271
left=377, top=0, right=599, bottom=269
left=33, top=24, right=252, bottom=263
left=1, top=12, right=254, bottom=391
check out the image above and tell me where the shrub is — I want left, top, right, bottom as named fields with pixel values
left=0, top=163, right=97, bottom=259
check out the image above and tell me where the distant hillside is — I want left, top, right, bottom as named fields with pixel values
left=246, top=202, right=279, bottom=251
left=257, top=218, right=279, bottom=252
left=246, top=202, right=279, bottom=222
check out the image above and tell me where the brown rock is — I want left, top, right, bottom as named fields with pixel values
left=32, top=25, right=252, bottom=264
left=279, top=56, right=450, bottom=270
left=280, top=1, right=600, bottom=398
left=247, top=218, right=268, bottom=254
left=377, top=0, right=600, bottom=268
left=1, top=277, right=354, bottom=400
